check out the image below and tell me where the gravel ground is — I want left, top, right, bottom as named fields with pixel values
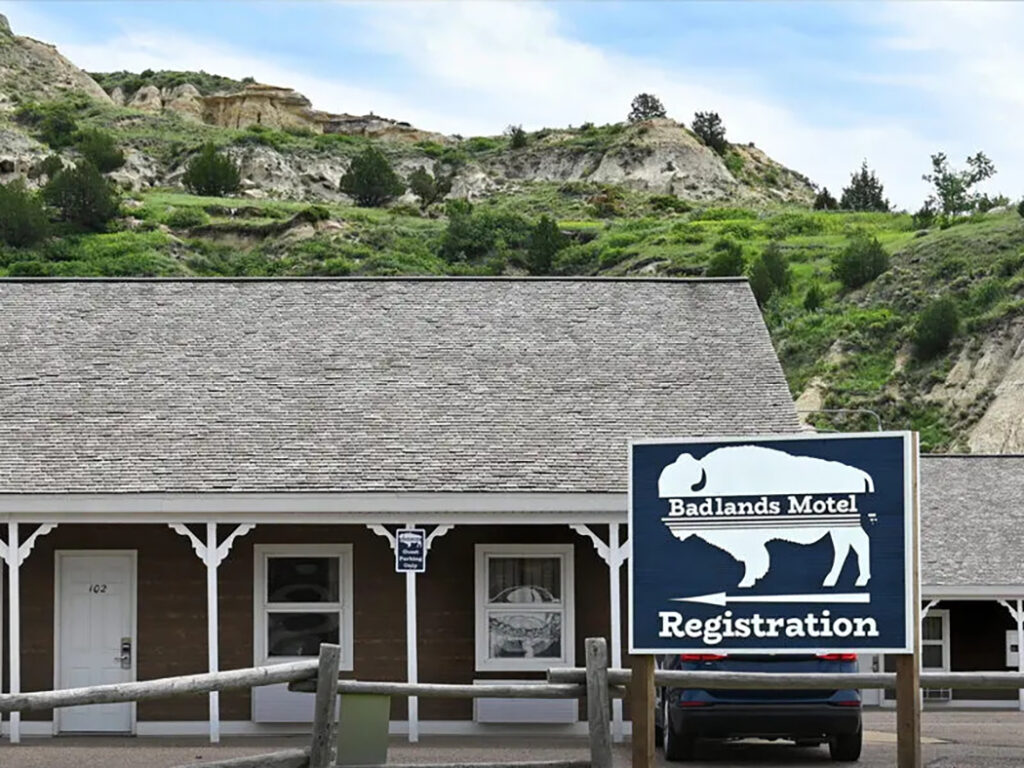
left=3, top=711, right=1024, bottom=767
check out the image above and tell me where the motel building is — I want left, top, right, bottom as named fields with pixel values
left=0, top=277, right=1021, bottom=744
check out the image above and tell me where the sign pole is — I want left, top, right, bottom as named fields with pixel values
left=630, top=654, right=655, bottom=768
left=896, top=432, right=922, bottom=768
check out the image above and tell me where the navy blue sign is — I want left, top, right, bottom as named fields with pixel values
left=395, top=528, right=427, bottom=573
left=629, top=433, right=915, bottom=654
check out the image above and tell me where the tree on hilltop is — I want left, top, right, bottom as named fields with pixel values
left=813, top=187, right=838, bottom=210
left=922, top=151, right=996, bottom=216
left=840, top=161, right=890, bottom=212
left=692, top=111, right=727, bottom=155
left=339, top=146, right=404, bottom=207
left=408, top=163, right=452, bottom=210
left=628, top=93, right=666, bottom=123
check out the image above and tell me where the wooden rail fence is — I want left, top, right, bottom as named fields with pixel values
left=5, top=639, right=1024, bottom=767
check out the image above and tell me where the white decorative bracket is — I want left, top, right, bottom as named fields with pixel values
left=571, top=524, right=630, bottom=568
left=368, top=524, right=453, bottom=554
left=922, top=599, right=940, bottom=618
left=169, top=523, right=255, bottom=567
left=998, top=599, right=1023, bottom=623
left=0, top=523, right=58, bottom=567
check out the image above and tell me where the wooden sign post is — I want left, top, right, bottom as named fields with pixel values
left=896, top=432, right=922, bottom=768
left=630, top=654, right=656, bottom=768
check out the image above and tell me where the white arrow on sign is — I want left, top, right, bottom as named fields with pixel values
left=671, top=592, right=871, bottom=607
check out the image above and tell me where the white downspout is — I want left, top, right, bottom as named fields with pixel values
left=206, top=522, right=221, bottom=744
left=7, top=522, right=20, bottom=744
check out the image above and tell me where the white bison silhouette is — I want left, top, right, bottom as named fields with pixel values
left=658, top=445, right=873, bottom=589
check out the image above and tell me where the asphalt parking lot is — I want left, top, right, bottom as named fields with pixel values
left=3, top=712, right=1024, bottom=767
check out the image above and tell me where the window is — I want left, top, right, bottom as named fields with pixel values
left=475, top=544, right=574, bottom=672
left=254, top=545, right=353, bottom=670
left=921, top=610, right=950, bottom=671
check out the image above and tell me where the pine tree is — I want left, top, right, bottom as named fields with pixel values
left=527, top=215, right=568, bottom=275
left=76, top=128, right=125, bottom=173
left=813, top=187, right=838, bottom=210
left=42, top=160, right=120, bottom=231
left=339, top=146, right=405, bottom=207
left=628, top=93, right=666, bottom=123
left=408, top=164, right=452, bottom=210
left=840, top=161, right=890, bottom=212
left=0, top=179, right=50, bottom=247
left=692, top=111, right=727, bottom=155
left=183, top=143, right=241, bottom=197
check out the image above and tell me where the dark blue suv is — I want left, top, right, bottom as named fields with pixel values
left=655, top=652, right=863, bottom=762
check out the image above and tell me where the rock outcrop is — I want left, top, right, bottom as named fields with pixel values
left=0, top=15, right=111, bottom=106
left=201, top=83, right=322, bottom=131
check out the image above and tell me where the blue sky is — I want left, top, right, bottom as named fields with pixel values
left=3, top=1, right=1022, bottom=208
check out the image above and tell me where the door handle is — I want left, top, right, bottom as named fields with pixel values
left=116, top=637, right=132, bottom=669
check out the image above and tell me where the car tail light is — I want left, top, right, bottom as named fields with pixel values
left=677, top=700, right=710, bottom=707
left=831, top=700, right=862, bottom=707
left=680, top=653, right=728, bottom=661
left=817, top=653, right=858, bottom=661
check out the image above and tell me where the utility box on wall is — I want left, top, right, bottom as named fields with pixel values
left=1007, top=630, right=1020, bottom=668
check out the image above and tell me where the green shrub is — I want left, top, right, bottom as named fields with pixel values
left=506, top=124, right=528, bottom=149
left=813, top=188, right=838, bottom=210
left=912, top=200, right=938, bottom=229
left=76, top=128, right=125, bottom=173
left=339, top=146, right=404, bottom=207
left=440, top=202, right=532, bottom=262
left=183, top=143, right=241, bottom=197
left=705, top=238, right=745, bottom=277
left=231, top=124, right=292, bottom=151
left=648, top=195, right=692, bottom=213
left=766, top=213, right=823, bottom=238
left=43, top=161, right=120, bottom=232
left=1018, top=199, right=1024, bottom=218
left=996, top=252, right=1024, bottom=277
left=747, top=256, right=775, bottom=307
left=527, top=215, right=568, bottom=275
left=15, top=100, right=79, bottom=149
left=28, top=154, right=65, bottom=180
left=719, top=220, right=754, bottom=239
left=803, top=283, right=824, bottom=312
left=462, top=136, right=503, bottom=153
left=723, top=152, right=744, bottom=176
left=692, top=206, right=757, bottom=221
left=760, top=241, right=791, bottom=293
left=162, top=207, right=210, bottom=229
left=832, top=235, right=889, bottom=290
left=0, top=179, right=50, bottom=247
left=912, top=296, right=959, bottom=358
left=587, top=187, right=625, bottom=218
left=408, top=164, right=452, bottom=210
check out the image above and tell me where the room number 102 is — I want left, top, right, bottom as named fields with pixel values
left=89, top=584, right=108, bottom=594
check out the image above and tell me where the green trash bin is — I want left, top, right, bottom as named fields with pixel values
left=336, top=693, right=391, bottom=766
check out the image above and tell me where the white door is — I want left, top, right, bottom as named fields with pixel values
left=57, top=552, right=135, bottom=733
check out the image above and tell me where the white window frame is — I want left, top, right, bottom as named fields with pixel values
left=474, top=543, right=575, bottom=672
left=921, top=609, right=951, bottom=671
left=253, top=544, right=354, bottom=671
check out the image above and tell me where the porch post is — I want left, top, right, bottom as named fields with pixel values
left=406, top=567, right=419, bottom=743
left=7, top=522, right=20, bottom=744
left=1, top=522, right=57, bottom=744
left=170, top=523, right=254, bottom=744
left=608, top=523, right=624, bottom=742
left=206, top=523, right=221, bottom=743
left=1018, top=599, right=1023, bottom=713
left=570, top=523, right=628, bottom=742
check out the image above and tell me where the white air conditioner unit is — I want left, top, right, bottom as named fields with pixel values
left=923, top=687, right=952, bottom=702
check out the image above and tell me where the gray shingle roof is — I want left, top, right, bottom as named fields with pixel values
left=921, top=456, right=1024, bottom=587
left=0, top=278, right=799, bottom=493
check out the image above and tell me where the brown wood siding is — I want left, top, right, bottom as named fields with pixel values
left=6, top=522, right=624, bottom=723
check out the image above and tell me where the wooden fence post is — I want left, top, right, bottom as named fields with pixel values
left=309, top=643, right=342, bottom=768
left=897, top=432, right=923, bottom=768
left=630, top=655, right=655, bottom=768
left=585, top=638, right=612, bottom=768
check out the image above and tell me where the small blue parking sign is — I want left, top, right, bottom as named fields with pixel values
left=395, top=527, right=427, bottom=573
left=629, top=432, right=916, bottom=654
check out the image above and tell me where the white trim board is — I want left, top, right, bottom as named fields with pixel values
left=0, top=492, right=627, bottom=519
